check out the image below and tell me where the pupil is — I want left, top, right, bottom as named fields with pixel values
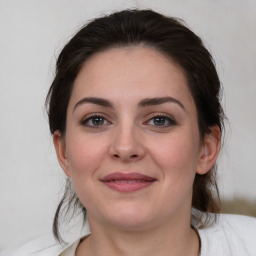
left=93, top=117, right=104, bottom=125
left=154, top=117, right=165, bottom=126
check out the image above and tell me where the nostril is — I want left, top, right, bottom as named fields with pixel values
left=112, top=154, right=138, bottom=159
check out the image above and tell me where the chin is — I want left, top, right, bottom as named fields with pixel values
left=101, top=205, right=158, bottom=230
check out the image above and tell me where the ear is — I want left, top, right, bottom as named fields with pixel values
left=53, top=131, right=71, bottom=178
left=196, top=125, right=221, bottom=175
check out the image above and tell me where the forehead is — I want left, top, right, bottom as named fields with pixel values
left=70, top=46, right=194, bottom=109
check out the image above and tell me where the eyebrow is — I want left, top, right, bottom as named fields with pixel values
left=138, top=97, right=185, bottom=110
left=73, top=96, right=185, bottom=111
left=73, top=97, right=113, bottom=111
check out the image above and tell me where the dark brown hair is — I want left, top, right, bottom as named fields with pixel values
left=46, top=9, right=224, bottom=242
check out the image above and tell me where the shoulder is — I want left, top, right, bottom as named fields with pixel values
left=212, top=214, right=256, bottom=242
left=219, top=214, right=256, bottom=233
left=199, top=214, right=256, bottom=256
left=4, top=234, right=70, bottom=256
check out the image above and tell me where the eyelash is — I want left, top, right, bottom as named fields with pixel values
left=81, top=113, right=177, bottom=129
left=145, top=114, right=177, bottom=128
left=81, top=114, right=111, bottom=129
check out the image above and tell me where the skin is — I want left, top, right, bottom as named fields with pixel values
left=54, top=46, right=220, bottom=256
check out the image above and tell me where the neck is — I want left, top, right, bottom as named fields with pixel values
left=76, top=213, right=199, bottom=256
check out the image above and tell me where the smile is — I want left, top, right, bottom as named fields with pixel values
left=100, top=172, right=157, bottom=192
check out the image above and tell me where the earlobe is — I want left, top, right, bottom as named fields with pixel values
left=196, top=125, right=221, bottom=175
left=53, top=131, right=71, bottom=178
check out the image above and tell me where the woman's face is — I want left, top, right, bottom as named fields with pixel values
left=54, top=46, right=217, bottom=230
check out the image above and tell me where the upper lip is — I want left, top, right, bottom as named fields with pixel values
left=100, top=172, right=156, bottom=182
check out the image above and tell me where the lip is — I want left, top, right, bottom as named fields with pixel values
left=100, top=172, right=157, bottom=192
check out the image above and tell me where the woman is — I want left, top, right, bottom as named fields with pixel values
left=10, top=9, right=256, bottom=256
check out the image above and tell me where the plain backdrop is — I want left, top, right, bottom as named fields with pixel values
left=0, top=0, right=255, bottom=251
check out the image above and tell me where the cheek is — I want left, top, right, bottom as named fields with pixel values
left=64, top=135, right=110, bottom=208
left=149, top=132, right=200, bottom=182
left=65, top=134, right=109, bottom=179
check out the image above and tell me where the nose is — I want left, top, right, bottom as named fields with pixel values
left=109, top=124, right=145, bottom=162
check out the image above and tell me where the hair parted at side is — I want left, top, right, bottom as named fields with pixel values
left=46, top=9, right=225, bottom=243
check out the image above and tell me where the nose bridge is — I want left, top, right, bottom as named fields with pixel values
left=110, top=117, right=144, bottom=161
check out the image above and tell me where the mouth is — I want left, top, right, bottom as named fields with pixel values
left=100, top=172, right=157, bottom=192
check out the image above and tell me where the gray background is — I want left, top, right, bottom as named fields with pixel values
left=0, top=0, right=255, bottom=251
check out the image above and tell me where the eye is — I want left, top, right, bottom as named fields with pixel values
left=146, top=115, right=176, bottom=127
left=81, top=115, right=110, bottom=128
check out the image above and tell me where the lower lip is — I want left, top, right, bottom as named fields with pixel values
left=102, top=180, right=155, bottom=192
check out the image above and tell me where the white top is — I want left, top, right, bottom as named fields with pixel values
left=60, top=240, right=80, bottom=256
left=197, top=214, right=256, bottom=256
left=4, top=214, right=256, bottom=256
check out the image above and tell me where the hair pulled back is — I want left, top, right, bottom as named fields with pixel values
left=46, top=9, right=224, bottom=242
